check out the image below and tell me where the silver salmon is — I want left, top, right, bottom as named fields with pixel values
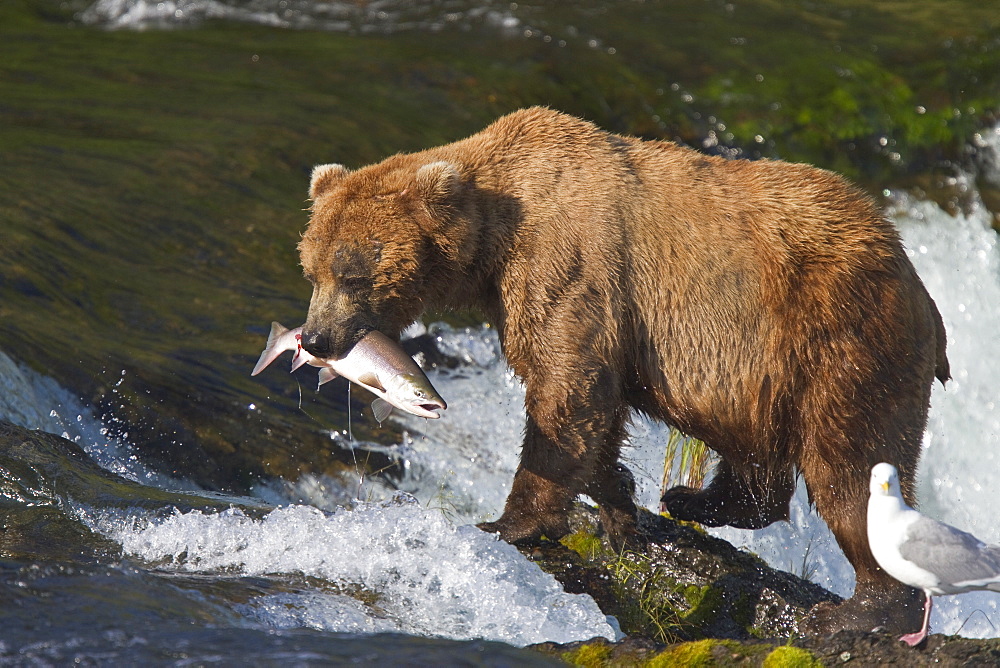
left=251, top=322, right=447, bottom=421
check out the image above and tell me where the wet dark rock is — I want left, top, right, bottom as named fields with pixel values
left=804, top=630, right=1000, bottom=666
left=401, top=333, right=464, bottom=371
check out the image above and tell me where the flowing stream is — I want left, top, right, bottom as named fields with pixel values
left=2, top=0, right=998, bottom=661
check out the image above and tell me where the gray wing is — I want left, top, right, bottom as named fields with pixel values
left=899, top=516, right=1000, bottom=592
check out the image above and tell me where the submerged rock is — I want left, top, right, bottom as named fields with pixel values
left=0, top=419, right=261, bottom=563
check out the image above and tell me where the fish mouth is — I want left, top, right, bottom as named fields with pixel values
left=407, top=401, right=446, bottom=419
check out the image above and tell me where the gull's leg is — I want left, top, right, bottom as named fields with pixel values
left=899, top=592, right=932, bottom=646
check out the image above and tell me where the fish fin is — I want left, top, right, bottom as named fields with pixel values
left=371, top=398, right=393, bottom=425
left=251, top=322, right=290, bottom=376
left=357, top=372, right=386, bottom=393
left=290, top=349, right=309, bottom=372
left=316, top=367, right=338, bottom=389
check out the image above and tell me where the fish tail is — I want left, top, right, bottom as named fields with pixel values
left=251, top=321, right=290, bottom=376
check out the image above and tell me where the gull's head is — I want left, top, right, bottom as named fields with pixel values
left=870, top=462, right=901, bottom=498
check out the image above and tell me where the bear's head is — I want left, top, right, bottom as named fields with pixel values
left=297, top=156, right=474, bottom=359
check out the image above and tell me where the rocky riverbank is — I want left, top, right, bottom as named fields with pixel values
left=4, top=419, right=999, bottom=666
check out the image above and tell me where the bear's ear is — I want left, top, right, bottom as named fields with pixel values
left=413, top=161, right=460, bottom=204
left=310, top=163, right=349, bottom=199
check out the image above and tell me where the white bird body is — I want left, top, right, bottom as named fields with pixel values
left=867, top=463, right=1000, bottom=646
left=868, top=494, right=939, bottom=593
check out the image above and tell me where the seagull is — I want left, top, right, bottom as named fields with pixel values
left=867, top=462, right=1000, bottom=646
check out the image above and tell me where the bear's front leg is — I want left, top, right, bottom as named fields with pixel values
left=478, top=414, right=581, bottom=544
left=479, top=367, right=636, bottom=546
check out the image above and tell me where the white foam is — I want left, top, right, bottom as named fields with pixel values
left=78, top=0, right=520, bottom=35
left=80, top=0, right=286, bottom=30
left=82, top=495, right=617, bottom=646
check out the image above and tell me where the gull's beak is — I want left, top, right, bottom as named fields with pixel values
left=881, top=481, right=890, bottom=493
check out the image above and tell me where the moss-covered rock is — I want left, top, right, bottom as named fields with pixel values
left=561, top=641, right=615, bottom=668
left=761, top=645, right=822, bottom=668
left=532, top=506, right=837, bottom=647
left=530, top=509, right=1000, bottom=666
left=539, top=632, right=1000, bottom=667
left=647, top=638, right=720, bottom=667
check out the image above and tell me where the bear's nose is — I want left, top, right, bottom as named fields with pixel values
left=301, top=330, right=334, bottom=359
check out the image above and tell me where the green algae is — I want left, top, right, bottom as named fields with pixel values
left=646, top=639, right=719, bottom=668
left=762, top=645, right=823, bottom=668
left=681, top=583, right=726, bottom=629
left=562, top=642, right=615, bottom=668
left=561, top=528, right=608, bottom=561
left=546, top=637, right=823, bottom=668
left=604, top=550, right=723, bottom=643
left=643, top=639, right=821, bottom=668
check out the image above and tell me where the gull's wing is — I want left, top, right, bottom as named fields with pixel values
left=899, top=516, right=1000, bottom=594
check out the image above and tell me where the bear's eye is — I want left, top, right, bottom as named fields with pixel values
left=339, top=276, right=371, bottom=293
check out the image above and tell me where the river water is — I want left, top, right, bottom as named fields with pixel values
left=2, top=0, right=999, bottom=663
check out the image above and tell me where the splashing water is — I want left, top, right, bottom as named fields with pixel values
left=382, top=323, right=524, bottom=523
left=0, top=352, right=183, bottom=489
left=79, top=494, right=618, bottom=647
left=78, top=0, right=521, bottom=34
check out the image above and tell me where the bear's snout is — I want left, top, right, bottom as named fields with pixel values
left=301, top=329, right=335, bottom=359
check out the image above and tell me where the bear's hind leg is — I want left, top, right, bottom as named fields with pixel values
left=661, top=458, right=794, bottom=530
left=800, top=451, right=924, bottom=634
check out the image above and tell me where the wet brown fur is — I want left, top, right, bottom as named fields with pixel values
left=297, top=108, right=949, bottom=632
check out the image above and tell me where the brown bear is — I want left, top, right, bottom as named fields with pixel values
left=296, top=107, right=949, bottom=633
